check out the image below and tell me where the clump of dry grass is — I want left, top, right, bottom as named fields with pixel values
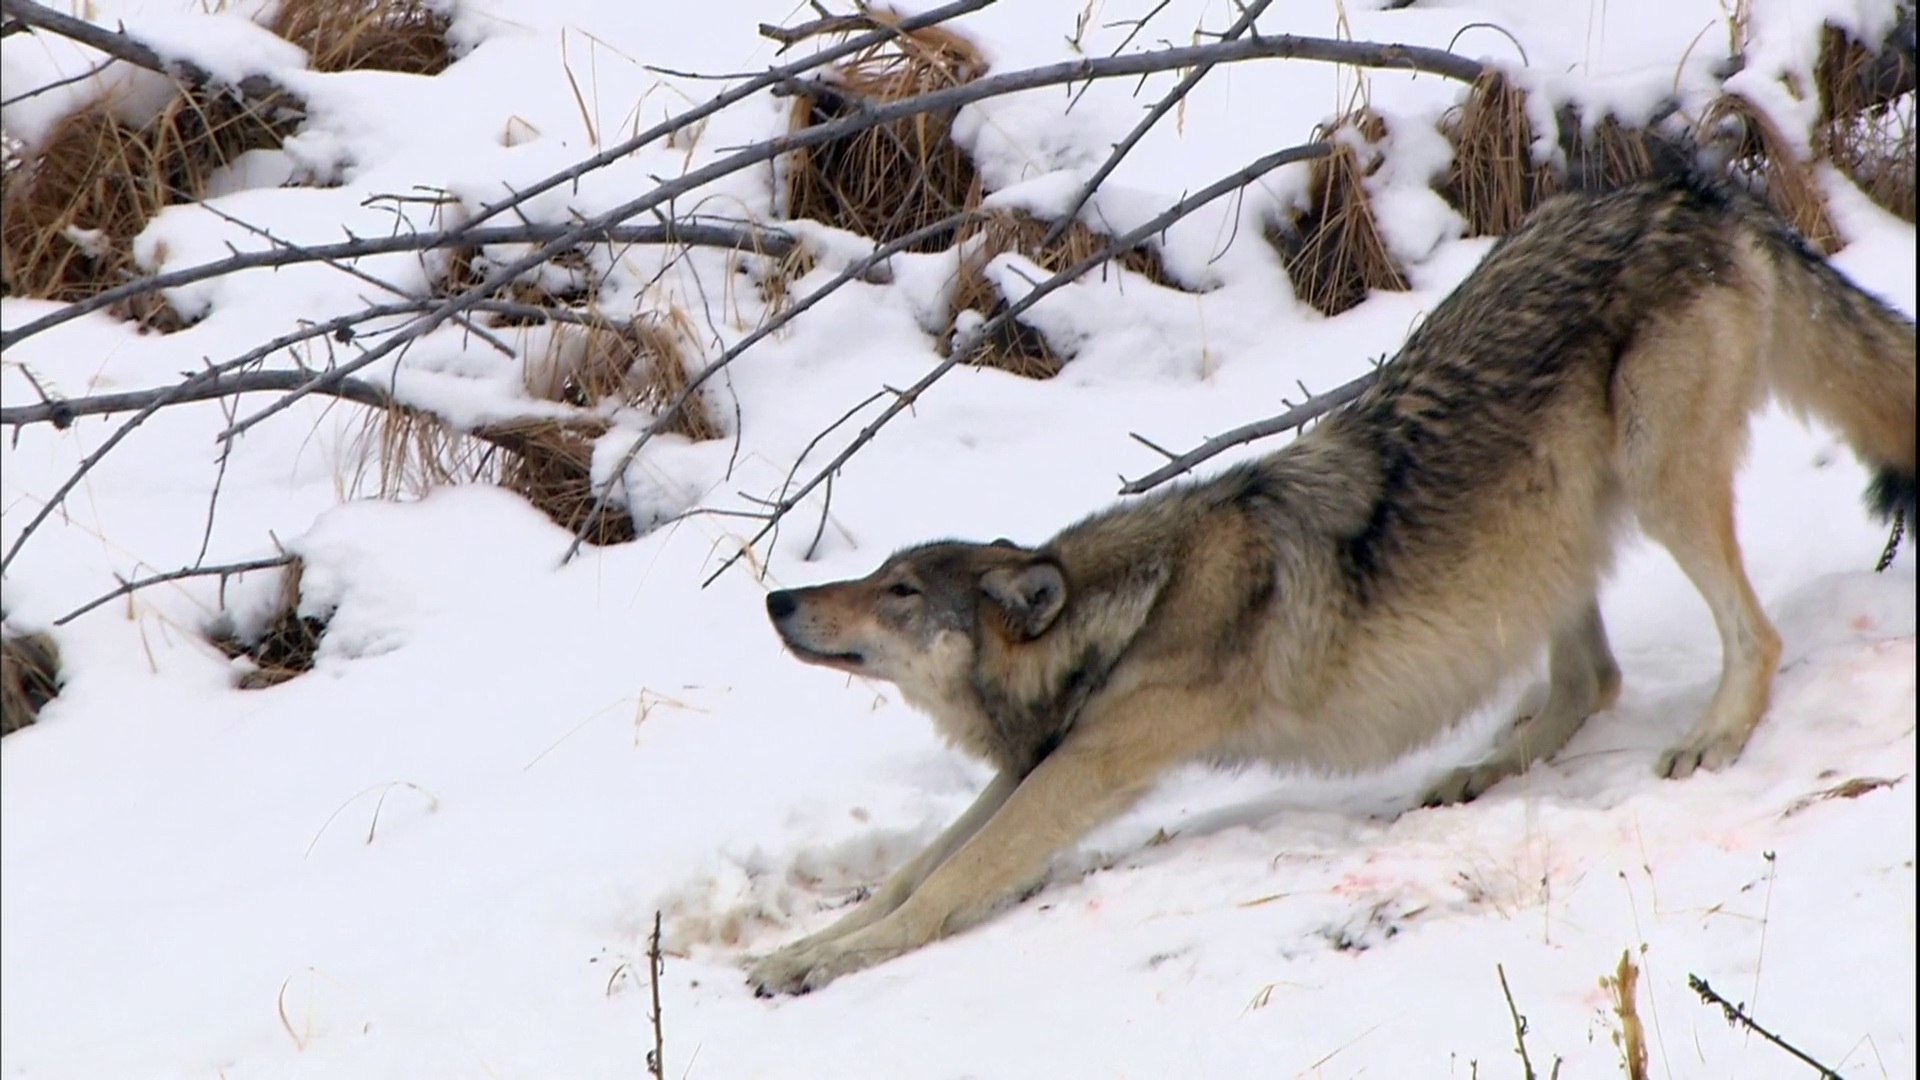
left=270, top=0, right=454, bottom=75
left=1814, top=23, right=1915, bottom=222
left=1561, top=112, right=1662, bottom=193
left=784, top=15, right=987, bottom=251
left=526, top=312, right=723, bottom=440
left=0, top=92, right=296, bottom=323
left=1440, top=71, right=1563, bottom=236
left=1699, top=92, right=1842, bottom=252
left=211, top=560, right=327, bottom=690
left=1267, top=114, right=1409, bottom=317
left=499, top=314, right=721, bottom=542
left=358, top=312, right=720, bottom=545
left=1, top=628, right=61, bottom=735
left=944, top=209, right=1174, bottom=378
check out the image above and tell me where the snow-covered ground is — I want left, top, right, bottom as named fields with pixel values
left=2, top=1, right=1913, bottom=1076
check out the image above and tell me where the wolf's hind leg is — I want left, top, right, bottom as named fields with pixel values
left=1637, top=488, right=1779, bottom=778
left=1612, top=312, right=1781, bottom=779
left=1423, top=602, right=1620, bottom=806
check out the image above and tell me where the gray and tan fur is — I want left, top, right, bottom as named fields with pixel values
left=750, top=174, right=1917, bottom=995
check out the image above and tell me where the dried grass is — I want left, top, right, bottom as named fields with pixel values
left=784, top=16, right=987, bottom=251
left=945, top=209, right=1173, bottom=378
left=1699, top=92, right=1841, bottom=252
left=1267, top=114, right=1409, bottom=317
left=1, top=629, right=61, bottom=735
left=1440, top=71, right=1562, bottom=237
left=1814, top=24, right=1916, bottom=222
left=1561, top=113, right=1662, bottom=193
left=270, top=0, right=453, bottom=75
left=1601, top=950, right=1651, bottom=1080
left=1, top=91, right=296, bottom=321
left=435, top=244, right=599, bottom=313
left=212, top=559, right=326, bottom=690
left=357, top=311, right=719, bottom=545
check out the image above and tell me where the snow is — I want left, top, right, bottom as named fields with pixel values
left=2, top=1, right=1914, bottom=1078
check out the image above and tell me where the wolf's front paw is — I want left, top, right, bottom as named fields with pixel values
left=746, top=943, right=820, bottom=997
left=1421, top=763, right=1512, bottom=807
left=1655, top=733, right=1743, bottom=780
left=747, top=926, right=911, bottom=996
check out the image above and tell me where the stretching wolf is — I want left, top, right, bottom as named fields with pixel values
left=751, top=173, right=1917, bottom=995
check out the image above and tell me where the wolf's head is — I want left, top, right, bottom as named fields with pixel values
left=764, top=539, right=1066, bottom=694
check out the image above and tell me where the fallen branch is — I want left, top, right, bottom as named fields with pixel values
left=1688, top=975, right=1846, bottom=1079
left=212, top=32, right=1481, bottom=447
left=1117, top=367, right=1380, bottom=495
left=700, top=139, right=1338, bottom=586
left=55, top=554, right=297, bottom=626
left=0, top=222, right=809, bottom=351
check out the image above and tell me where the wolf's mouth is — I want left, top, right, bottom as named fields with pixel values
left=784, top=642, right=866, bottom=669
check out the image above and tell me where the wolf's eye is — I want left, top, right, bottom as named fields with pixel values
left=887, top=582, right=919, bottom=598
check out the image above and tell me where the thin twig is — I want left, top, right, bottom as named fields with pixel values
left=1688, top=975, right=1845, bottom=1079
left=701, top=139, right=1337, bottom=586
left=1497, top=964, right=1539, bottom=1080
left=54, top=554, right=295, bottom=626
left=0, top=53, right=114, bottom=107
left=210, top=32, right=1480, bottom=446
left=1043, top=0, right=1275, bottom=246
left=1117, top=367, right=1380, bottom=494
left=646, top=911, right=666, bottom=1080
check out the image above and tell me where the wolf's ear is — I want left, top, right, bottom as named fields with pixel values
left=980, top=561, right=1067, bottom=639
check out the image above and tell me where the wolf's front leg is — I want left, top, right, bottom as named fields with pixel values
left=749, top=696, right=1203, bottom=995
left=747, top=771, right=1017, bottom=992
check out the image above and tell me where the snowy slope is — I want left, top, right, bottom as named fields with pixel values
left=2, top=1, right=1914, bottom=1077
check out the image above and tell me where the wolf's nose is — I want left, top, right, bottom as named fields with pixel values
left=766, top=591, right=797, bottom=620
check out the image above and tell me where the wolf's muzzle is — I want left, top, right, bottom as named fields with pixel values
left=766, top=590, right=797, bottom=620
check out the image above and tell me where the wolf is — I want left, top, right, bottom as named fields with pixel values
left=749, top=173, right=1917, bottom=995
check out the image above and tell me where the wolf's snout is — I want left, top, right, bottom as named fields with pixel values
left=766, top=590, right=797, bottom=621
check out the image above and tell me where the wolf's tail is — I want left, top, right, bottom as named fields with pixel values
left=1754, top=218, right=1918, bottom=531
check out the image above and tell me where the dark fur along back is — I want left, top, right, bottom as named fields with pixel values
left=1322, top=174, right=1750, bottom=591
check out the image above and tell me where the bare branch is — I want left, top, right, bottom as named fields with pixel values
left=559, top=209, right=987, bottom=563
left=54, top=554, right=296, bottom=627
left=1688, top=975, right=1846, bottom=1079
left=1, top=369, right=391, bottom=427
left=189, top=201, right=515, bottom=358
left=1117, top=369, right=1379, bottom=495
left=449, top=0, right=999, bottom=243
left=0, top=0, right=299, bottom=116
left=1043, top=0, right=1276, bottom=247
left=701, top=139, right=1338, bottom=586
left=213, top=32, right=1480, bottom=447
left=1, top=222, right=811, bottom=351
